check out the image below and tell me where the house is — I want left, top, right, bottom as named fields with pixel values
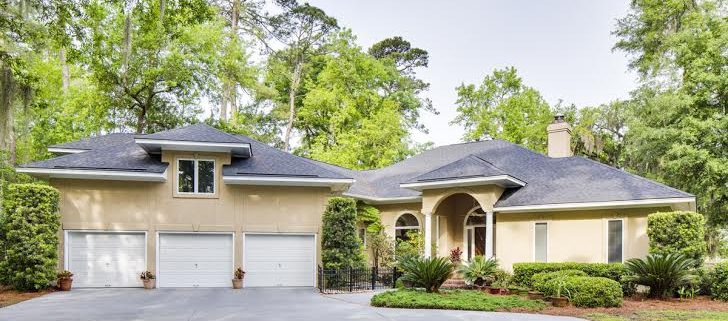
left=16, top=116, right=695, bottom=288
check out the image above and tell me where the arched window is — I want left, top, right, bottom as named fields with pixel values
left=464, top=207, right=486, bottom=261
left=395, top=213, right=420, bottom=242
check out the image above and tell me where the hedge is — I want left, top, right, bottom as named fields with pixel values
left=647, top=211, right=706, bottom=264
left=512, top=262, right=628, bottom=287
left=0, top=183, right=61, bottom=291
left=531, top=270, right=586, bottom=293
left=542, top=276, right=623, bottom=307
left=710, top=262, right=728, bottom=301
left=321, top=197, right=365, bottom=269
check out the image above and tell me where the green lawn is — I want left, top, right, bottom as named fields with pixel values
left=370, top=289, right=545, bottom=312
left=585, top=310, right=728, bottom=321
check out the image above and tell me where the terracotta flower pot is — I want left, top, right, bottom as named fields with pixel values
left=489, top=287, right=500, bottom=295
left=143, top=279, right=155, bottom=289
left=58, top=278, right=73, bottom=291
left=549, top=296, right=569, bottom=307
left=527, top=291, right=544, bottom=300
left=232, top=279, right=243, bottom=289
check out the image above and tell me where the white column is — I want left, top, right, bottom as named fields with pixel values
left=485, top=210, right=494, bottom=259
left=424, top=212, right=432, bottom=258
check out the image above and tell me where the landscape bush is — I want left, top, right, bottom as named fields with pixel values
left=624, top=253, right=697, bottom=299
left=456, top=255, right=498, bottom=286
left=399, top=256, right=454, bottom=293
left=531, top=269, right=587, bottom=293
left=321, top=197, right=365, bottom=269
left=0, top=183, right=60, bottom=291
left=512, top=262, right=628, bottom=286
left=542, top=276, right=623, bottom=307
left=709, top=262, right=728, bottom=301
left=647, top=211, right=706, bottom=264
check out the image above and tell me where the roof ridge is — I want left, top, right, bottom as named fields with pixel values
left=570, top=156, right=694, bottom=197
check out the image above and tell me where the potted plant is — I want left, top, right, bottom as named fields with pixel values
left=140, top=271, right=155, bottom=289
left=527, top=290, right=545, bottom=300
left=548, top=277, right=570, bottom=307
left=232, top=267, right=245, bottom=289
left=57, top=270, right=74, bottom=291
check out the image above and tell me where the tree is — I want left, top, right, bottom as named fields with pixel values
left=614, top=0, right=727, bottom=226
left=451, top=67, right=552, bottom=152
left=266, top=0, right=338, bottom=151
left=321, top=197, right=364, bottom=269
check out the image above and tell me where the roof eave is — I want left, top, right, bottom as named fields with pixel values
left=342, top=192, right=422, bottom=205
left=135, top=138, right=251, bottom=157
left=47, top=147, right=88, bottom=154
left=223, top=175, right=354, bottom=189
left=16, top=167, right=168, bottom=182
left=494, top=197, right=697, bottom=213
left=400, top=175, right=526, bottom=191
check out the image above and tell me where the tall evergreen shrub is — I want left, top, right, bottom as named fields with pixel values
left=321, top=197, right=365, bottom=269
left=647, top=211, right=706, bottom=264
left=0, top=183, right=61, bottom=290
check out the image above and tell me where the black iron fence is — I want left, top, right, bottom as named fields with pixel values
left=318, top=266, right=401, bottom=293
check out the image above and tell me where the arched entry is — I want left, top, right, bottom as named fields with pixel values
left=427, top=192, right=495, bottom=260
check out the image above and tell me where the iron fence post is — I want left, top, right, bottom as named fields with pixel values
left=371, top=266, right=376, bottom=290
left=348, top=266, right=353, bottom=292
left=392, top=266, right=398, bottom=288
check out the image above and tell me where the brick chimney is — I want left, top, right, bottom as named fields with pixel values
left=547, top=114, right=572, bottom=158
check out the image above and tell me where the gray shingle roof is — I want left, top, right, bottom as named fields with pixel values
left=21, top=141, right=167, bottom=173
left=404, top=155, right=510, bottom=183
left=25, top=125, right=693, bottom=207
left=138, top=123, right=245, bottom=143
left=49, top=133, right=135, bottom=151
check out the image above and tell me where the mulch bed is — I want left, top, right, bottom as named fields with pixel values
left=518, top=296, right=728, bottom=319
left=0, top=286, right=54, bottom=308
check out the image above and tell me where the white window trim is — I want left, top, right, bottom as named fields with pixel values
left=605, top=218, right=626, bottom=264
left=176, top=158, right=216, bottom=194
left=533, top=221, right=549, bottom=263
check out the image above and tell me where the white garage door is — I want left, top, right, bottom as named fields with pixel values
left=244, top=234, right=316, bottom=287
left=158, top=233, right=233, bottom=288
left=66, top=232, right=146, bottom=288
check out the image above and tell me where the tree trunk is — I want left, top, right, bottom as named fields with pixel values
left=220, top=82, right=229, bottom=121
left=0, top=67, right=16, bottom=165
left=135, top=105, right=147, bottom=134
left=60, top=47, right=70, bottom=92
left=283, top=60, right=302, bottom=152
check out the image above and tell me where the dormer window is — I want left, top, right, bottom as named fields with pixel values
left=178, top=159, right=215, bottom=194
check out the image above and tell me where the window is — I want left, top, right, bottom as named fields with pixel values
left=395, top=213, right=420, bottom=242
left=534, top=222, right=548, bottom=262
left=358, top=228, right=366, bottom=246
left=607, top=220, right=623, bottom=263
left=464, top=208, right=486, bottom=261
left=177, top=159, right=215, bottom=194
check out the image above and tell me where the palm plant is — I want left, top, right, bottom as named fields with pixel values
left=399, top=256, right=454, bottom=293
left=624, top=253, right=697, bottom=299
left=457, top=256, right=499, bottom=286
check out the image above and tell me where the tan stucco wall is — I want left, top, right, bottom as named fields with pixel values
left=52, top=151, right=332, bottom=273
left=494, top=207, right=673, bottom=271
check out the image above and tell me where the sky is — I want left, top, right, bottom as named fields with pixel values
left=306, top=0, right=639, bottom=147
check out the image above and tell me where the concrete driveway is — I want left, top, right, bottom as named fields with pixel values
left=0, top=288, right=585, bottom=321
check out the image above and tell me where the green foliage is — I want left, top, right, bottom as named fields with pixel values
left=451, top=66, right=552, bottom=152
left=399, top=256, right=454, bottom=293
left=624, top=253, right=697, bottom=299
left=512, top=262, right=628, bottom=287
left=395, top=230, right=424, bottom=261
left=531, top=270, right=587, bottom=293
left=543, top=276, right=623, bottom=308
left=456, top=256, right=498, bottom=286
left=356, top=203, right=381, bottom=233
left=370, top=289, right=545, bottom=311
left=321, top=197, right=364, bottom=269
left=647, top=211, right=707, bottom=264
left=0, top=184, right=60, bottom=291
left=366, top=231, right=394, bottom=269
left=709, top=262, right=728, bottom=301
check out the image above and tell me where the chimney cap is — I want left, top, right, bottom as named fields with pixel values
left=553, top=114, right=566, bottom=123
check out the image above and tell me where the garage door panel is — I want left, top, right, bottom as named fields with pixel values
left=158, top=233, right=233, bottom=288
left=67, top=232, right=146, bottom=288
left=244, top=234, right=315, bottom=287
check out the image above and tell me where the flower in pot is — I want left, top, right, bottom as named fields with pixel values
left=140, top=271, right=156, bottom=289
left=57, top=270, right=74, bottom=291
left=547, top=277, right=570, bottom=307
left=232, top=267, right=245, bottom=289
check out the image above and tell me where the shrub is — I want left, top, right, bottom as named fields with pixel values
left=449, top=247, right=462, bottom=264
left=648, top=211, right=706, bottom=265
left=542, top=276, right=622, bottom=307
left=321, top=197, right=365, bottom=269
left=457, top=256, right=498, bottom=286
left=531, top=270, right=587, bottom=293
left=709, top=262, right=728, bottom=301
left=512, top=262, right=628, bottom=287
left=0, top=183, right=60, bottom=291
left=399, top=256, right=454, bottom=293
left=624, top=253, right=697, bottom=298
